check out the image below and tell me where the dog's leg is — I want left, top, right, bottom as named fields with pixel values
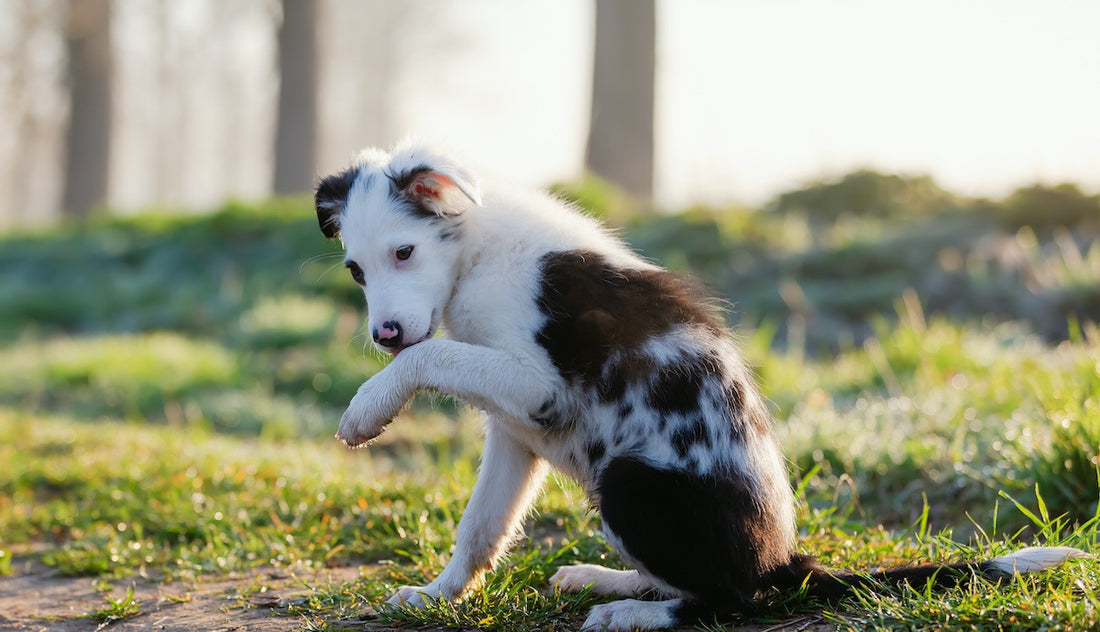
left=403, top=339, right=553, bottom=419
left=388, top=420, right=548, bottom=607
left=550, top=565, right=667, bottom=597
left=338, top=339, right=553, bottom=447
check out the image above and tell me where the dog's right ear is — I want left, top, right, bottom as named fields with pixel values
left=314, top=166, right=360, bottom=239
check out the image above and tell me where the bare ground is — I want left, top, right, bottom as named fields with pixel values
left=0, top=556, right=836, bottom=632
left=0, top=556, right=364, bottom=632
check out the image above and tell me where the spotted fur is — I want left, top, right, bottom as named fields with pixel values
left=313, top=142, right=1089, bottom=631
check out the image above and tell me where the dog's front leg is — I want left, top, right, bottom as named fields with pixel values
left=396, top=339, right=554, bottom=421
left=338, top=339, right=551, bottom=446
left=389, top=420, right=548, bottom=607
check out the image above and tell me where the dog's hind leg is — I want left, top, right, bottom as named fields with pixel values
left=550, top=565, right=666, bottom=597
left=388, top=420, right=548, bottom=607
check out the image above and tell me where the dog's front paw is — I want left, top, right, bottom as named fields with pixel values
left=386, top=584, right=440, bottom=609
left=581, top=599, right=676, bottom=632
left=335, top=371, right=409, bottom=447
left=335, top=406, right=388, bottom=447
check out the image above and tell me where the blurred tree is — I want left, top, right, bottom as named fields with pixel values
left=274, top=0, right=318, bottom=194
left=0, top=1, right=67, bottom=226
left=996, top=183, right=1100, bottom=230
left=62, top=0, right=112, bottom=217
left=769, top=169, right=956, bottom=221
left=586, top=0, right=655, bottom=203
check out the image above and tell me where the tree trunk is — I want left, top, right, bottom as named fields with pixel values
left=586, top=0, right=655, bottom=202
left=62, top=0, right=112, bottom=218
left=273, top=0, right=319, bottom=195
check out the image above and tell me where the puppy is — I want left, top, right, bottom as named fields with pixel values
left=313, top=142, right=1086, bottom=631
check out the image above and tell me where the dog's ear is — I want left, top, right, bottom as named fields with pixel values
left=314, top=166, right=360, bottom=239
left=390, top=145, right=482, bottom=216
left=398, top=168, right=481, bottom=217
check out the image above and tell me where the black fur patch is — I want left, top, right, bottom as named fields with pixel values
left=314, top=166, right=361, bottom=239
left=646, top=352, right=717, bottom=415
left=534, top=250, right=723, bottom=386
left=734, top=384, right=772, bottom=438
left=598, top=457, right=788, bottom=613
left=704, top=377, right=767, bottom=442
left=596, top=353, right=656, bottom=404
left=670, top=416, right=711, bottom=458
left=586, top=440, right=606, bottom=464
left=617, top=402, right=633, bottom=420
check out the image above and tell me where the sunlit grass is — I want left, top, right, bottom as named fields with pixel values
left=3, top=309, right=1099, bottom=629
left=79, top=583, right=142, bottom=624
left=4, top=398, right=1098, bottom=630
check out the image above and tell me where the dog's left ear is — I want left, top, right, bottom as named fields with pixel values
left=400, top=168, right=481, bottom=217
left=314, top=166, right=360, bottom=239
left=390, top=145, right=482, bottom=216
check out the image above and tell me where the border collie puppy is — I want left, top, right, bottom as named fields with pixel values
left=312, top=142, right=1087, bottom=631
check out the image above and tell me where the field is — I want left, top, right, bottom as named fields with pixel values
left=2, top=174, right=1099, bottom=631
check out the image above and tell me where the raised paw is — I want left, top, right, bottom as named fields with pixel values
left=335, top=404, right=390, bottom=447
left=335, top=370, right=408, bottom=447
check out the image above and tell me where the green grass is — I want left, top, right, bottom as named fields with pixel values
left=80, top=583, right=142, bottom=624
left=3, top=314, right=1098, bottom=629
left=1, top=188, right=1098, bottom=630
left=3, top=401, right=1097, bottom=630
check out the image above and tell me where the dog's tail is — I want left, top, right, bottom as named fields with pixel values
left=765, top=546, right=1090, bottom=601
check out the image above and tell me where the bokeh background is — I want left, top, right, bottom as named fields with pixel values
left=2, top=0, right=1099, bottom=225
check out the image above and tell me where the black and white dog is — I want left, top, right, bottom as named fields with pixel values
left=313, top=142, right=1085, bottom=631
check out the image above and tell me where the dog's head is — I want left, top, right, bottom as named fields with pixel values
left=314, top=143, right=481, bottom=355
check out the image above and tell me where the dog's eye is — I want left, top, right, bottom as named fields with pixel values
left=345, top=260, right=364, bottom=285
left=395, top=245, right=414, bottom=261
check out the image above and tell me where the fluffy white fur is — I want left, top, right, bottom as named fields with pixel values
left=986, top=546, right=1091, bottom=575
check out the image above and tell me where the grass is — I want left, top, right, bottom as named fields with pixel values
left=4, top=403, right=1097, bottom=630
left=1, top=183, right=1098, bottom=630
left=80, top=583, right=142, bottom=625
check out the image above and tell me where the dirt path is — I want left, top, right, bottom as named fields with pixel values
left=0, top=557, right=836, bottom=632
left=0, top=557, right=366, bottom=632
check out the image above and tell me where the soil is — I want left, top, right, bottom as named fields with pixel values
left=0, top=557, right=365, bottom=632
left=0, top=556, right=836, bottom=632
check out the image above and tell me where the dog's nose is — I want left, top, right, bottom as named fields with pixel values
left=372, top=320, right=404, bottom=348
